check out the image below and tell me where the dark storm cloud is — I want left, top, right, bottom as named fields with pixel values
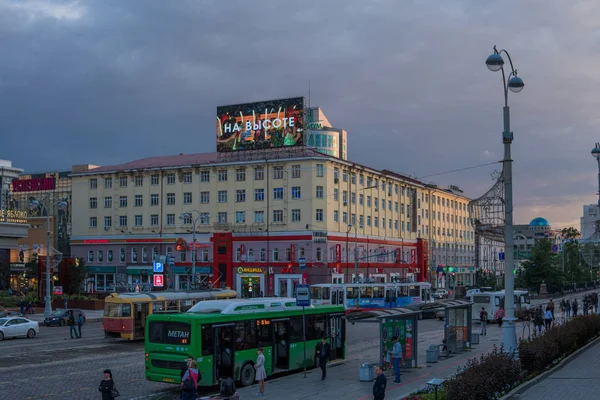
left=1, top=0, right=600, bottom=227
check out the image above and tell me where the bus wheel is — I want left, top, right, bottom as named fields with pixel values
left=240, top=362, right=255, bottom=387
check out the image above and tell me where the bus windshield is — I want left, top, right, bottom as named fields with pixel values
left=104, top=303, right=132, bottom=317
left=148, top=321, right=191, bottom=345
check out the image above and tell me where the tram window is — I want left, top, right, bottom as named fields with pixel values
left=310, top=287, right=322, bottom=300
left=346, top=287, right=358, bottom=299
left=152, top=302, right=165, bottom=313
left=409, top=287, right=419, bottom=297
left=332, top=291, right=338, bottom=304
left=289, top=317, right=303, bottom=342
left=166, top=301, right=178, bottom=312
left=398, top=286, right=409, bottom=297
left=201, top=325, right=214, bottom=356
left=373, top=286, right=385, bottom=298
left=360, top=287, right=372, bottom=298
left=322, top=287, right=330, bottom=300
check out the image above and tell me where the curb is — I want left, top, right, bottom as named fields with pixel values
left=500, top=335, right=600, bottom=400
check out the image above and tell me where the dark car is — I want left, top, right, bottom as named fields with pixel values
left=43, top=309, right=86, bottom=327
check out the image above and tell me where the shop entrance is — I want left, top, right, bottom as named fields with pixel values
left=239, top=274, right=263, bottom=298
left=275, top=275, right=302, bottom=298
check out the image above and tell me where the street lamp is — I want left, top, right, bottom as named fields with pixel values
left=30, top=198, right=68, bottom=318
left=591, top=143, right=600, bottom=207
left=180, top=211, right=206, bottom=290
left=485, top=45, right=524, bottom=353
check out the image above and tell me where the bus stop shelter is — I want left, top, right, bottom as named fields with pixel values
left=439, top=300, right=473, bottom=354
left=346, top=308, right=420, bottom=369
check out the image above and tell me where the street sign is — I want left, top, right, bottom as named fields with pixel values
left=153, top=261, right=164, bottom=273
left=295, top=284, right=310, bottom=307
left=169, top=256, right=175, bottom=265
left=499, top=252, right=505, bottom=261
left=299, top=257, right=306, bottom=269
left=153, top=274, right=164, bottom=287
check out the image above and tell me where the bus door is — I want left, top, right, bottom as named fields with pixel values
left=272, top=318, right=290, bottom=370
left=134, top=303, right=148, bottom=339
left=329, top=313, right=345, bottom=360
left=213, top=323, right=235, bottom=380
left=331, top=288, right=344, bottom=306
left=385, top=287, right=396, bottom=308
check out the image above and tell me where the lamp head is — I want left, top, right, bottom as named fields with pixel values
left=29, top=200, right=40, bottom=210
left=485, top=53, right=504, bottom=72
left=592, top=144, right=600, bottom=159
left=57, top=201, right=68, bottom=211
left=508, top=75, right=524, bottom=93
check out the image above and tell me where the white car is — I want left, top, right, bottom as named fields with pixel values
left=0, top=317, right=39, bottom=340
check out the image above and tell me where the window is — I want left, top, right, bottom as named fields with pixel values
left=182, top=214, right=192, bottom=224
left=119, top=196, right=127, bottom=208
left=119, top=248, right=125, bottom=262
left=343, top=191, right=348, bottom=204
left=342, top=170, right=348, bottom=182
left=218, top=212, right=227, bottom=224
left=200, top=213, right=209, bottom=224
left=200, top=191, right=209, bottom=204
left=90, top=179, right=97, bottom=189
left=166, top=214, right=175, bottom=225
left=135, top=195, right=143, bottom=207
left=316, top=209, right=324, bottom=222
left=374, top=197, right=379, bottom=209
left=255, top=189, right=264, bottom=201
left=134, top=175, right=143, bottom=187
left=272, top=248, right=279, bottom=262
left=352, top=213, right=356, bottom=225
left=292, top=209, right=301, bottom=222
left=291, top=164, right=301, bottom=178
left=273, top=166, right=284, bottom=179
left=167, top=193, right=175, bottom=205
left=351, top=192, right=356, bottom=204
left=218, top=190, right=227, bottom=202
left=291, top=186, right=301, bottom=199
left=183, top=192, right=192, bottom=204
left=367, top=196, right=371, bottom=207
left=107, top=250, right=113, bottom=262
left=104, top=177, right=112, bottom=189
left=236, top=190, right=246, bottom=202
left=166, top=174, right=175, bottom=185
left=218, top=169, right=228, bottom=181
left=151, top=214, right=159, bottom=226
left=119, top=176, right=128, bottom=187
left=134, top=215, right=142, bottom=226
left=367, top=216, right=371, bottom=226
left=316, top=186, right=324, bottom=198
left=88, top=251, right=94, bottom=262
left=334, top=188, right=339, bottom=201
left=388, top=200, right=392, bottom=211
left=374, top=217, right=379, bottom=227
left=334, top=168, right=339, bottom=181
left=272, top=210, right=284, bottom=223
left=343, top=212, right=348, bottom=224
left=151, top=174, right=159, bottom=185
left=89, top=217, right=97, bottom=228
left=359, top=174, right=364, bottom=185
left=104, top=216, right=112, bottom=228
left=254, top=211, right=264, bottom=223
left=351, top=173, right=356, bottom=184
left=200, top=170, right=210, bottom=182
left=360, top=215, right=364, bottom=226
left=273, top=188, right=283, bottom=200
left=183, top=172, right=192, bottom=184
left=236, top=211, right=246, bottom=224
left=236, top=168, right=246, bottom=181
left=316, top=164, right=324, bottom=177
left=150, top=194, right=159, bottom=206
left=333, top=210, right=339, bottom=222
left=254, top=167, right=264, bottom=180
left=104, top=197, right=112, bottom=208
left=119, top=215, right=127, bottom=227
left=316, top=247, right=323, bottom=261
left=359, top=194, right=364, bottom=205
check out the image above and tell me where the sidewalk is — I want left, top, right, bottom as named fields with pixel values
left=507, top=338, right=600, bottom=399
left=7, top=308, right=104, bottom=323
left=234, top=321, right=526, bottom=400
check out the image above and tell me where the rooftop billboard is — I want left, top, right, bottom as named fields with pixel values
left=216, top=97, right=304, bottom=152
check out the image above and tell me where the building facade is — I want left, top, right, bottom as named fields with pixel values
left=304, top=107, right=347, bottom=160
left=581, top=204, right=599, bottom=240
left=513, top=217, right=560, bottom=266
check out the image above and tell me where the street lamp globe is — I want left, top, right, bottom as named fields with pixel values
left=29, top=200, right=40, bottom=210
left=592, top=145, right=600, bottom=159
left=508, top=76, right=525, bottom=93
left=485, top=53, right=504, bottom=72
left=57, top=201, right=68, bottom=211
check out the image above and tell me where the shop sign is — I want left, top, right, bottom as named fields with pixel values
left=84, top=239, right=109, bottom=244
left=10, top=263, right=26, bottom=272
left=53, top=286, right=63, bottom=295
left=335, top=244, right=341, bottom=263
left=237, top=267, right=264, bottom=274
left=281, top=267, right=295, bottom=274
left=12, top=177, right=56, bottom=193
left=0, top=209, right=28, bottom=224
left=312, top=231, right=328, bottom=243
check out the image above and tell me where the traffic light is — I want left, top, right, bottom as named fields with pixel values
left=448, top=267, right=454, bottom=273
left=513, top=268, right=517, bottom=275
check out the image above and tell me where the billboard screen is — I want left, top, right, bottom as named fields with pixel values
left=216, top=97, right=304, bottom=152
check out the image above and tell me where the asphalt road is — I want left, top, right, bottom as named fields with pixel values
left=1, top=289, right=596, bottom=400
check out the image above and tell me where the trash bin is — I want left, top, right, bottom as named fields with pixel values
left=426, top=345, right=439, bottom=363
left=471, top=333, right=480, bottom=345
left=359, top=363, right=375, bottom=381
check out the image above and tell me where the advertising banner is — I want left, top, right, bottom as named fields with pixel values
left=216, top=97, right=305, bottom=152
left=335, top=244, right=342, bottom=263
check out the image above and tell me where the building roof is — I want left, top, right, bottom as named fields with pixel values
left=530, top=217, right=550, bottom=227
left=82, top=152, right=219, bottom=174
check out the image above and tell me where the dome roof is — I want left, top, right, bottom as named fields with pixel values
left=530, top=217, right=550, bottom=227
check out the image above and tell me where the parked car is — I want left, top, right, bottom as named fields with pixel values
left=436, top=310, right=445, bottom=320
left=433, top=289, right=449, bottom=299
left=43, top=309, right=87, bottom=327
left=0, top=317, right=39, bottom=340
left=0, top=311, right=26, bottom=318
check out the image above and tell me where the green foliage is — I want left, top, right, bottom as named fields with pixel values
left=65, top=258, right=86, bottom=295
left=521, top=239, right=563, bottom=293
left=561, top=227, right=586, bottom=284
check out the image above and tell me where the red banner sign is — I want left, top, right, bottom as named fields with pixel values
left=302, top=273, right=308, bottom=284
left=281, top=267, right=295, bottom=274
left=84, top=239, right=109, bottom=244
left=12, top=177, right=56, bottom=192
left=153, top=274, right=164, bottom=287
left=335, top=244, right=341, bottom=263
left=410, top=249, right=416, bottom=264
left=290, top=244, right=295, bottom=262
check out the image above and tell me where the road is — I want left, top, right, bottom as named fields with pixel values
left=1, top=289, right=595, bottom=400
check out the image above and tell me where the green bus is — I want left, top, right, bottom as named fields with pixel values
left=144, top=298, right=346, bottom=387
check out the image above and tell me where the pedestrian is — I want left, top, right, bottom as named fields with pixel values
left=572, top=299, right=579, bottom=317
left=372, top=365, right=387, bottom=400
left=98, top=369, right=117, bottom=400
left=19, top=296, right=24, bottom=315
left=77, top=312, right=84, bottom=338
left=548, top=298, right=555, bottom=319
left=315, top=335, right=330, bottom=381
left=68, top=310, right=79, bottom=339
left=544, top=307, right=553, bottom=331
left=181, top=360, right=199, bottom=400
left=388, top=336, right=403, bottom=384
left=383, top=344, right=391, bottom=371
left=7, top=287, right=12, bottom=296
left=254, top=347, right=267, bottom=396
left=64, top=295, right=68, bottom=310
left=179, top=356, right=193, bottom=399
left=479, top=307, right=488, bottom=336
left=560, top=299, right=566, bottom=322
left=494, top=306, right=505, bottom=327
left=534, top=306, right=544, bottom=334
left=565, top=298, right=571, bottom=320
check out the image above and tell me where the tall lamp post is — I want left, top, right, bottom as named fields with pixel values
left=180, top=211, right=206, bottom=290
left=485, top=46, right=525, bottom=353
left=592, top=143, right=600, bottom=207
left=30, top=198, right=68, bottom=318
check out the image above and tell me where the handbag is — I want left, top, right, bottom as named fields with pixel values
left=111, top=387, right=120, bottom=398
left=182, top=376, right=196, bottom=392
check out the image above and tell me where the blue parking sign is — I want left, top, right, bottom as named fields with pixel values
left=153, top=261, right=164, bottom=273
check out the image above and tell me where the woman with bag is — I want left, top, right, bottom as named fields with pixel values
left=254, top=347, right=267, bottom=396
left=98, top=369, right=119, bottom=399
left=181, top=360, right=199, bottom=400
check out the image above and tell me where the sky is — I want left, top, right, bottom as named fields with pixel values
left=1, top=0, right=600, bottom=231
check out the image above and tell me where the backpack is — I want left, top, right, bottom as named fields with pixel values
left=220, top=377, right=236, bottom=396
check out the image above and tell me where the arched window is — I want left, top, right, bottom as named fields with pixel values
left=248, top=248, right=254, bottom=262
left=285, top=248, right=291, bottom=262
left=260, top=248, right=266, bottom=262
left=142, top=247, right=148, bottom=263
left=152, top=247, right=159, bottom=261
left=120, top=247, right=125, bottom=262
left=316, top=247, right=323, bottom=261
left=273, top=248, right=279, bottom=262
left=131, top=248, right=138, bottom=263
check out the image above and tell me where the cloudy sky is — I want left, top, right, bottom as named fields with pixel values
left=1, top=0, right=599, bottom=231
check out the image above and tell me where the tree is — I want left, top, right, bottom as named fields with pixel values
left=561, top=227, right=586, bottom=285
left=65, top=258, right=86, bottom=295
left=521, top=238, right=563, bottom=293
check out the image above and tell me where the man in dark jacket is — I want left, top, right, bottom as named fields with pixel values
left=373, top=365, right=387, bottom=400
left=315, top=336, right=331, bottom=380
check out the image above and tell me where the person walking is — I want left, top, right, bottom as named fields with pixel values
left=388, top=336, right=403, bottom=384
left=315, top=336, right=331, bottom=381
left=64, top=295, right=68, bottom=310
left=180, top=356, right=193, bottom=400
left=19, top=296, right=25, bottom=315
left=254, top=347, right=267, bottom=396
left=372, top=365, right=387, bottom=400
left=494, top=306, right=505, bottom=328
left=544, top=307, right=553, bottom=331
left=479, top=307, right=488, bottom=336
left=560, top=299, right=566, bottom=322
left=572, top=298, right=579, bottom=317
left=77, top=312, right=84, bottom=338
left=534, top=306, right=544, bottom=334
left=548, top=298, right=555, bottom=319
left=181, top=360, right=199, bottom=400
left=98, top=369, right=117, bottom=400
left=68, top=310, right=79, bottom=339
left=565, top=298, right=571, bottom=320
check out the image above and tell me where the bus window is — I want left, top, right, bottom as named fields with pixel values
left=473, top=295, right=490, bottom=304
left=346, top=287, right=358, bottom=299
left=322, top=287, right=330, bottom=300
left=310, top=287, right=322, bottom=300
left=373, top=286, right=385, bottom=298
left=201, top=325, right=214, bottom=356
left=235, top=321, right=255, bottom=350
left=307, top=315, right=327, bottom=340
left=148, top=321, right=190, bottom=345
left=255, top=320, right=271, bottom=348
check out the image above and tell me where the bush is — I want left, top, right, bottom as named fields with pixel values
left=518, top=315, right=600, bottom=373
left=443, top=346, right=522, bottom=400
left=403, top=387, right=447, bottom=400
